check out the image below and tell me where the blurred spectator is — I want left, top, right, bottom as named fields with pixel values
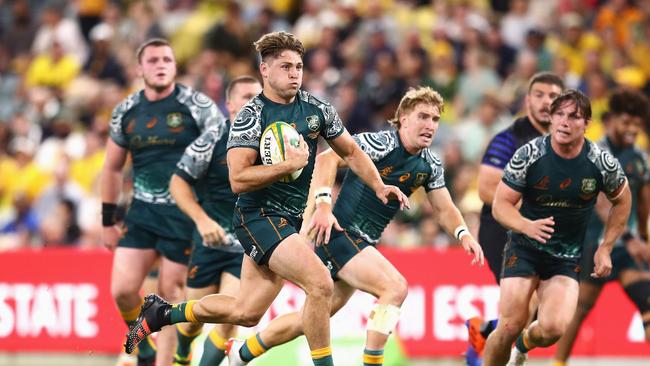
left=455, top=93, right=511, bottom=162
left=0, top=47, right=20, bottom=121
left=75, top=0, right=108, bottom=41
left=39, top=198, right=81, bottom=247
left=83, top=23, right=127, bottom=86
left=25, top=39, right=81, bottom=90
left=499, top=0, right=536, bottom=50
left=203, top=1, right=255, bottom=66
left=485, top=21, right=518, bottom=78
left=0, top=193, right=38, bottom=248
left=419, top=214, right=451, bottom=248
left=524, top=28, right=552, bottom=71
left=1, top=0, right=38, bottom=59
left=333, top=80, right=372, bottom=134
left=453, top=47, right=501, bottom=118
left=594, top=0, right=643, bottom=48
left=500, top=50, right=540, bottom=113
left=32, top=0, right=89, bottom=65
left=547, top=12, right=601, bottom=79
left=33, top=157, right=84, bottom=226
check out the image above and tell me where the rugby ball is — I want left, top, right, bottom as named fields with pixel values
left=260, top=121, right=303, bottom=182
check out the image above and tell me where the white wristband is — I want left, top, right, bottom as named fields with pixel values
left=315, top=187, right=332, bottom=205
left=454, top=226, right=470, bottom=241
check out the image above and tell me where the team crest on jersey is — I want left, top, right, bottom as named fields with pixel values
left=306, top=115, right=320, bottom=131
left=581, top=178, right=597, bottom=194
left=414, top=173, right=428, bottom=187
left=166, top=113, right=183, bottom=128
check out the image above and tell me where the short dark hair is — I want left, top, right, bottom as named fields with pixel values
left=136, top=38, right=172, bottom=64
left=528, top=72, right=564, bottom=93
left=254, top=31, right=305, bottom=62
left=550, top=89, right=592, bottom=120
left=608, top=87, right=649, bottom=119
left=226, top=75, right=260, bottom=101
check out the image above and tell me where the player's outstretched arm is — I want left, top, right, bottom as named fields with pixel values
left=302, top=149, right=344, bottom=247
left=227, top=136, right=308, bottom=193
left=492, top=181, right=555, bottom=244
left=427, top=188, right=484, bottom=265
left=170, top=174, right=225, bottom=247
left=594, top=181, right=632, bottom=277
left=327, top=131, right=409, bottom=209
left=100, top=139, right=128, bottom=250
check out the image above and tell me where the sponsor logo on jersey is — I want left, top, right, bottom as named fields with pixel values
left=506, top=254, right=518, bottom=268
left=559, top=178, right=572, bottom=190
left=581, top=178, right=597, bottom=194
left=306, top=115, right=320, bottom=131
left=399, top=173, right=411, bottom=182
left=126, top=118, right=136, bottom=133
left=146, top=117, right=157, bottom=128
left=188, top=265, right=199, bottom=279
left=249, top=246, right=258, bottom=260
left=533, top=176, right=550, bottom=190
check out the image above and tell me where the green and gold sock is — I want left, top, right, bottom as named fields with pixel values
left=198, top=328, right=228, bottom=366
left=311, top=346, right=334, bottom=366
left=515, top=329, right=533, bottom=353
left=239, top=333, right=268, bottom=362
left=175, top=324, right=201, bottom=362
left=363, top=348, right=384, bottom=366
left=170, top=300, right=198, bottom=324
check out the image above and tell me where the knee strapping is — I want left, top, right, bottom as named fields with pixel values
left=367, top=303, right=401, bottom=335
left=623, top=280, right=650, bottom=315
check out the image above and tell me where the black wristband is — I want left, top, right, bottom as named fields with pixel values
left=102, top=203, right=118, bottom=227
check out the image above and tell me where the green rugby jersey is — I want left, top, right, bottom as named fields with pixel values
left=175, top=120, right=242, bottom=253
left=502, top=135, right=627, bottom=258
left=227, top=90, right=345, bottom=217
left=109, top=84, right=226, bottom=238
left=333, top=130, right=445, bottom=243
left=584, top=137, right=650, bottom=245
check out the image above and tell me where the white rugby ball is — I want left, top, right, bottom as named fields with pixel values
left=260, top=121, right=303, bottom=182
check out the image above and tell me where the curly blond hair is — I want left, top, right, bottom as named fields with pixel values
left=389, top=86, right=444, bottom=128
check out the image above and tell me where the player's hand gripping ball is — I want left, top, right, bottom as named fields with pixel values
left=260, top=121, right=303, bottom=182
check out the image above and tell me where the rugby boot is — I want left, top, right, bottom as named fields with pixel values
left=506, top=347, right=528, bottom=366
left=225, top=338, right=249, bottom=366
left=125, top=294, right=172, bottom=354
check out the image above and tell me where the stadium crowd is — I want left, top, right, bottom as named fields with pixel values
left=1, top=0, right=649, bottom=250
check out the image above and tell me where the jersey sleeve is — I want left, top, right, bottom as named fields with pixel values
left=423, top=149, right=446, bottom=192
left=189, top=90, right=227, bottom=133
left=319, top=102, right=346, bottom=140
left=599, top=150, right=627, bottom=196
left=175, top=127, right=223, bottom=184
left=109, top=93, right=139, bottom=147
left=501, top=142, right=535, bottom=192
left=352, top=131, right=398, bottom=162
left=481, top=129, right=517, bottom=169
left=227, top=100, right=262, bottom=150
